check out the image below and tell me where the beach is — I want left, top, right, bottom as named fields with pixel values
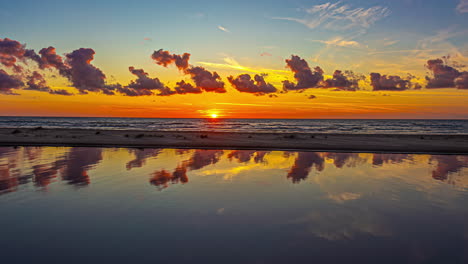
left=1, top=127, right=467, bottom=153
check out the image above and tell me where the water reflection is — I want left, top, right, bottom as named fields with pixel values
left=0, top=146, right=468, bottom=263
left=0, top=146, right=467, bottom=194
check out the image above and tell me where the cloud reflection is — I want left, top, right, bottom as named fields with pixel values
left=0, top=147, right=466, bottom=194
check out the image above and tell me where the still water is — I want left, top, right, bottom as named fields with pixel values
left=0, top=146, right=467, bottom=263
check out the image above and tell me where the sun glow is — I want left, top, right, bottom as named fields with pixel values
left=210, top=113, right=218, bottom=118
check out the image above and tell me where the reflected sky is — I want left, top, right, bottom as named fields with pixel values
left=0, top=146, right=467, bottom=263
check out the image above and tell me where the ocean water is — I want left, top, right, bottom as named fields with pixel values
left=0, top=116, right=467, bottom=134
left=0, top=146, right=467, bottom=263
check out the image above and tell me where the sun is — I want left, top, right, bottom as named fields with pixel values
left=210, top=113, right=218, bottom=118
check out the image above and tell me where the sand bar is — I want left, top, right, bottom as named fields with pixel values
left=0, top=128, right=467, bottom=154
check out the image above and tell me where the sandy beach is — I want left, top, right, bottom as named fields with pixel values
left=0, top=127, right=467, bottom=153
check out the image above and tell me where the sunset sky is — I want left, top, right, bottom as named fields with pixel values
left=1, top=0, right=468, bottom=118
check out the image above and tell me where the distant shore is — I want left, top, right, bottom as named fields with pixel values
left=0, top=128, right=467, bottom=154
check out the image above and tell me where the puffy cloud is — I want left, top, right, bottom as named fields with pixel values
left=0, top=69, right=23, bottom=92
left=322, top=70, right=359, bottom=90
left=37, top=47, right=70, bottom=76
left=25, top=71, right=48, bottom=91
left=370, top=73, right=410, bottom=91
left=26, top=45, right=116, bottom=95
left=454, top=72, right=468, bottom=89
left=152, top=49, right=225, bottom=93
left=227, top=74, right=277, bottom=95
left=151, top=49, right=190, bottom=70
left=425, top=58, right=464, bottom=88
left=64, top=48, right=112, bottom=94
left=118, top=66, right=174, bottom=96
left=174, top=80, right=202, bottom=94
left=25, top=71, right=73, bottom=95
left=0, top=38, right=24, bottom=67
left=185, top=66, right=226, bottom=93
left=283, top=55, right=323, bottom=90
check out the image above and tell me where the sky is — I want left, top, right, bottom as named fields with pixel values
left=0, top=0, right=468, bottom=119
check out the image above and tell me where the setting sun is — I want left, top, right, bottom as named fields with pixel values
left=210, top=114, right=218, bottom=118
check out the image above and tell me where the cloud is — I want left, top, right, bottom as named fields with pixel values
left=260, top=52, right=272, bottom=57
left=0, top=38, right=27, bottom=72
left=217, top=26, right=230, bottom=33
left=151, top=49, right=190, bottom=70
left=64, top=48, right=115, bottom=94
left=283, top=55, right=324, bottom=90
left=37, top=47, right=69, bottom=75
left=454, top=72, right=468, bottom=89
left=457, top=0, right=468, bottom=13
left=174, top=80, right=202, bottom=94
left=311, top=36, right=362, bottom=48
left=0, top=69, right=23, bottom=93
left=27, top=46, right=115, bottom=95
left=274, top=2, right=390, bottom=31
left=425, top=58, right=466, bottom=88
left=322, top=70, right=360, bottom=90
left=143, top=37, right=152, bottom=41
left=151, top=49, right=226, bottom=93
left=185, top=66, right=226, bottom=93
left=370, top=73, right=410, bottom=91
left=228, top=74, right=277, bottom=95
left=118, top=66, right=174, bottom=96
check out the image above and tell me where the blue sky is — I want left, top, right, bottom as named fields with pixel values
left=2, top=0, right=467, bottom=79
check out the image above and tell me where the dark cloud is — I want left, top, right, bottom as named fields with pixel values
left=283, top=55, right=324, bottom=90
left=152, top=49, right=225, bottom=93
left=185, top=66, right=226, bottom=93
left=174, top=80, right=202, bottom=94
left=0, top=38, right=25, bottom=70
left=227, top=74, right=277, bottom=95
left=0, top=69, right=23, bottom=92
left=25, top=71, right=48, bottom=91
left=38, top=47, right=70, bottom=76
left=425, top=58, right=462, bottom=88
left=322, top=70, right=359, bottom=90
left=119, top=66, right=174, bottom=96
left=370, top=73, right=410, bottom=91
left=454, top=72, right=468, bottom=89
left=151, top=49, right=190, bottom=70
left=64, top=48, right=113, bottom=94
left=23, top=63, right=73, bottom=96
left=308, top=95, right=316, bottom=99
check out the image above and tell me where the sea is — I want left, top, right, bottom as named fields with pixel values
left=0, top=116, right=467, bottom=134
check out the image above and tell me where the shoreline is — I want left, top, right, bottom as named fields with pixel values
left=0, top=128, right=467, bottom=154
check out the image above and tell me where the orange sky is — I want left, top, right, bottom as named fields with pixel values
left=1, top=88, right=467, bottom=119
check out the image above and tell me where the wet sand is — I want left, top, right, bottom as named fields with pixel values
left=0, top=128, right=467, bottom=154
